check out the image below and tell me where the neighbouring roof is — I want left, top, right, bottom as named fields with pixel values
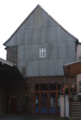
left=63, top=60, right=81, bottom=77
left=3, top=4, right=78, bottom=46
left=0, top=58, right=25, bottom=81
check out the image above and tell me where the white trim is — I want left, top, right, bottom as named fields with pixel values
left=39, top=48, right=46, bottom=58
left=63, top=60, right=81, bottom=67
left=0, top=58, right=15, bottom=67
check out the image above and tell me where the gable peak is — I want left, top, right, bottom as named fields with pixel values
left=3, top=4, right=78, bottom=46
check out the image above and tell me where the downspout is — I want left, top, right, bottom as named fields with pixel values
left=63, top=66, right=66, bottom=118
left=64, top=75, right=66, bottom=118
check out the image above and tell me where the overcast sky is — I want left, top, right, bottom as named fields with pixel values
left=0, top=0, right=81, bottom=60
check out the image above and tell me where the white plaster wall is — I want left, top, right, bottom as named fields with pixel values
left=60, top=95, right=64, bottom=118
left=65, top=95, right=69, bottom=117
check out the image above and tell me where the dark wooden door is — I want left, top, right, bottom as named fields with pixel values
left=10, top=98, right=17, bottom=114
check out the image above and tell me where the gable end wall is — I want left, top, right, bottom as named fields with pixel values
left=5, top=6, right=76, bottom=77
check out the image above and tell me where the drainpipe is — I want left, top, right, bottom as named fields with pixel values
left=64, top=76, right=66, bottom=118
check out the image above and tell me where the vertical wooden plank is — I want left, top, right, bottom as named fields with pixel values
left=47, top=88, right=49, bottom=114
left=34, top=83, right=35, bottom=115
left=47, top=83, right=49, bottom=91
left=39, top=84, right=41, bottom=114
left=47, top=83, right=50, bottom=115
left=56, top=83, right=58, bottom=115
left=39, top=83, right=41, bottom=91
left=26, top=83, right=28, bottom=93
left=68, top=66, right=71, bottom=116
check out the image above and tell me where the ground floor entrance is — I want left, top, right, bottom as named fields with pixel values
left=34, top=83, right=63, bottom=115
left=10, top=97, right=17, bottom=114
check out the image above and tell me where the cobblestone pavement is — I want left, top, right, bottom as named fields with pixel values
left=0, top=114, right=68, bottom=120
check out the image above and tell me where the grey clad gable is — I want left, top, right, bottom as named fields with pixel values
left=4, top=4, right=78, bottom=77
left=3, top=5, right=77, bottom=46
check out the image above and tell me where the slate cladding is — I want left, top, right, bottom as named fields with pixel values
left=4, top=5, right=78, bottom=77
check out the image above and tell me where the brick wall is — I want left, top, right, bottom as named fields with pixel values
left=6, top=46, right=18, bottom=64
left=19, top=83, right=34, bottom=115
left=27, top=83, right=34, bottom=114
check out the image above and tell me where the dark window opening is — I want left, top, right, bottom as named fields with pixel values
left=49, top=84, right=56, bottom=90
left=41, top=93, right=47, bottom=106
left=41, top=84, right=48, bottom=90
left=57, top=83, right=62, bottom=90
left=35, top=84, right=39, bottom=91
left=35, top=93, right=39, bottom=106
left=50, top=93, right=56, bottom=107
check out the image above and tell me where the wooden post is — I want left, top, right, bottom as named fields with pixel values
left=68, top=66, right=71, bottom=116
left=26, top=83, right=28, bottom=93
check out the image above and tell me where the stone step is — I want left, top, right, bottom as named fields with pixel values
left=69, top=117, right=81, bottom=119
left=71, top=103, right=81, bottom=104
left=71, top=111, right=81, bottom=114
left=71, top=106, right=81, bottom=108
left=71, top=109, right=81, bottom=111
left=71, top=104, right=81, bottom=105
left=71, top=105, right=81, bottom=107
left=71, top=114, right=81, bottom=117
left=71, top=107, right=81, bottom=109
left=71, top=104, right=81, bottom=106
left=71, top=102, right=81, bottom=103
left=71, top=102, right=81, bottom=104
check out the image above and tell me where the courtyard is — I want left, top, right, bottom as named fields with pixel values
left=0, top=114, right=68, bottom=120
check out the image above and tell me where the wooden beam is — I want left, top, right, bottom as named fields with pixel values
left=64, top=62, right=81, bottom=76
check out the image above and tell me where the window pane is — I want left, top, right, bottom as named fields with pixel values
left=43, top=51, right=45, bottom=57
left=79, top=81, right=81, bottom=93
left=35, top=93, right=39, bottom=106
left=79, top=56, right=81, bottom=60
left=50, top=93, right=56, bottom=107
left=58, top=92, right=60, bottom=106
left=41, top=51, right=42, bottom=57
left=41, top=93, right=47, bottom=106
left=35, top=84, right=39, bottom=91
left=49, top=84, right=56, bottom=90
left=57, top=83, right=62, bottom=90
left=39, top=48, right=46, bottom=58
left=41, top=84, right=48, bottom=90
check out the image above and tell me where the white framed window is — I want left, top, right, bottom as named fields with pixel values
left=39, top=48, right=46, bottom=58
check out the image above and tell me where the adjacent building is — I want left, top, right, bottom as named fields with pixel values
left=76, top=43, right=81, bottom=94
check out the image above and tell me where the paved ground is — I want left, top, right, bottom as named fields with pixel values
left=0, top=114, right=68, bottom=120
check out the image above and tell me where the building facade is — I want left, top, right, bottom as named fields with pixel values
left=3, top=5, right=78, bottom=115
left=76, top=43, right=81, bottom=93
